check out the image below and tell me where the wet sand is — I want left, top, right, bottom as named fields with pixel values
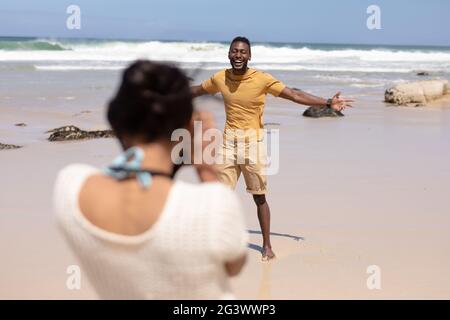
left=1, top=92, right=450, bottom=299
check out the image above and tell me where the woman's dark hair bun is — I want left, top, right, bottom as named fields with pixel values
left=107, top=60, right=193, bottom=143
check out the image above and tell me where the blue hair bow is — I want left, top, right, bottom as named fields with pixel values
left=104, top=147, right=152, bottom=189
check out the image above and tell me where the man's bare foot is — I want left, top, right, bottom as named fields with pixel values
left=261, top=247, right=276, bottom=261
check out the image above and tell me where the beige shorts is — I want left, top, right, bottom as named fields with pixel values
left=215, top=134, right=268, bottom=195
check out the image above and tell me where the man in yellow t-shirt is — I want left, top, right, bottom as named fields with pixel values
left=191, top=36, right=353, bottom=261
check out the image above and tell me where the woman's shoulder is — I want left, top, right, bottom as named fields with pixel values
left=55, top=163, right=100, bottom=192
left=56, top=163, right=99, bottom=186
left=53, top=163, right=100, bottom=211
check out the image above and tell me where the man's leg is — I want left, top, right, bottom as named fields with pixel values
left=242, top=167, right=275, bottom=260
left=242, top=137, right=275, bottom=260
left=253, top=194, right=275, bottom=260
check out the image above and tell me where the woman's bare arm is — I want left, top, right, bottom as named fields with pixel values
left=225, top=254, right=247, bottom=277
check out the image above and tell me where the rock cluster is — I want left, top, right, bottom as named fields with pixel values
left=47, top=125, right=114, bottom=141
left=0, top=143, right=22, bottom=150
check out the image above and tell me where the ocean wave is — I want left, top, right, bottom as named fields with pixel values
left=0, top=39, right=68, bottom=51
left=32, top=63, right=425, bottom=73
left=2, top=40, right=450, bottom=73
left=35, top=65, right=123, bottom=71
left=248, top=64, right=414, bottom=73
left=350, top=83, right=385, bottom=88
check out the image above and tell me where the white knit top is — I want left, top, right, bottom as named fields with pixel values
left=54, top=164, right=248, bottom=300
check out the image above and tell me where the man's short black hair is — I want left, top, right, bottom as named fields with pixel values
left=230, top=36, right=251, bottom=53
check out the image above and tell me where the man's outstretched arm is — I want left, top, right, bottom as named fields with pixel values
left=279, top=87, right=354, bottom=111
left=191, top=85, right=208, bottom=98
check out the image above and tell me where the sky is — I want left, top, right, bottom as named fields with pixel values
left=1, top=0, right=449, bottom=46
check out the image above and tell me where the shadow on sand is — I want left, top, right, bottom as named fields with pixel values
left=246, top=230, right=304, bottom=253
left=245, top=230, right=305, bottom=299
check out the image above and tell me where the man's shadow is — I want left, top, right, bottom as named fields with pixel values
left=246, top=230, right=304, bottom=299
left=247, top=230, right=304, bottom=252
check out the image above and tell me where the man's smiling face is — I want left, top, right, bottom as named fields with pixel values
left=228, top=41, right=251, bottom=72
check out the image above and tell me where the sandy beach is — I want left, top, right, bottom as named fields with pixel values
left=2, top=0, right=450, bottom=301
left=1, top=72, right=449, bottom=299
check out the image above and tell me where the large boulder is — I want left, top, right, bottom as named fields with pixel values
left=385, top=80, right=450, bottom=106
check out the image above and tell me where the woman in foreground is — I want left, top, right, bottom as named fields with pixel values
left=54, top=60, right=248, bottom=299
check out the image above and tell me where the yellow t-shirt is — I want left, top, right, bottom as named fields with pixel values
left=201, top=68, right=286, bottom=132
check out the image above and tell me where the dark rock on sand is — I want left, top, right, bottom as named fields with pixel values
left=47, top=125, right=114, bottom=141
left=15, top=123, right=27, bottom=127
left=0, top=142, right=22, bottom=150
left=303, top=106, right=344, bottom=118
left=292, top=88, right=344, bottom=118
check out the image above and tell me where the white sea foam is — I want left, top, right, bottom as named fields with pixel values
left=35, top=65, right=124, bottom=71
left=350, top=83, right=385, bottom=88
left=1, top=40, right=449, bottom=73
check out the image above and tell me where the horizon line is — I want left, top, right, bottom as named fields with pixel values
left=1, top=34, right=450, bottom=49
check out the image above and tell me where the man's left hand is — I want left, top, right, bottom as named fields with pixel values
left=331, top=92, right=354, bottom=111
